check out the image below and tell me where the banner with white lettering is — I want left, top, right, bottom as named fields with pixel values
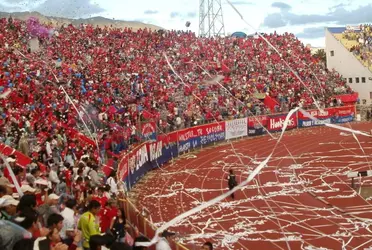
left=127, top=143, right=152, bottom=187
left=148, top=132, right=178, bottom=166
left=138, top=121, right=157, bottom=141
left=177, top=128, right=201, bottom=154
left=298, top=108, right=332, bottom=128
left=331, top=106, right=355, bottom=124
left=267, top=113, right=297, bottom=132
left=248, top=115, right=268, bottom=136
left=225, top=118, right=248, bottom=139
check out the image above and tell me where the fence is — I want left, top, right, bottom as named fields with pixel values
left=116, top=105, right=357, bottom=248
left=119, top=198, right=191, bottom=250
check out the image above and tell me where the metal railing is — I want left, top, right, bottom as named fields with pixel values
left=119, top=198, right=192, bottom=250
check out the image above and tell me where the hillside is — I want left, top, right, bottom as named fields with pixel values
left=0, top=11, right=163, bottom=31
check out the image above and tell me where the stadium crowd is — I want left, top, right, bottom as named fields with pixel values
left=0, top=16, right=353, bottom=250
left=345, top=24, right=372, bottom=69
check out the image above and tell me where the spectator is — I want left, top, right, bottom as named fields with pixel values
left=156, top=230, right=175, bottom=250
left=0, top=195, right=19, bottom=219
left=110, top=208, right=127, bottom=243
left=60, top=199, right=77, bottom=243
left=17, top=194, right=37, bottom=213
left=88, top=165, right=101, bottom=188
left=202, top=241, right=213, bottom=250
left=78, top=200, right=101, bottom=249
left=33, top=226, right=81, bottom=250
left=0, top=185, right=8, bottom=197
left=26, top=167, right=41, bottom=187
left=100, top=198, right=118, bottom=233
left=37, top=193, right=60, bottom=226
left=106, top=171, right=118, bottom=195
left=47, top=213, right=64, bottom=232
left=0, top=177, right=14, bottom=195
left=133, top=235, right=150, bottom=250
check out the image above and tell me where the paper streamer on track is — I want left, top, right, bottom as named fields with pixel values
left=135, top=107, right=300, bottom=247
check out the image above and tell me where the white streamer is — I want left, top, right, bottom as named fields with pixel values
left=136, top=107, right=300, bottom=247
left=0, top=89, right=12, bottom=99
left=0, top=154, right=23, bottom=197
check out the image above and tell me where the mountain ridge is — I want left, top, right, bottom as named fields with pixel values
left=0, top=11, right=163, bottom=31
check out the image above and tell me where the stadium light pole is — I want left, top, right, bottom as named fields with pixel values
left=198, top=0, right=226, bottom=37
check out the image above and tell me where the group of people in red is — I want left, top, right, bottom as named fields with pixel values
left=0, top=15, right=353, bottom=250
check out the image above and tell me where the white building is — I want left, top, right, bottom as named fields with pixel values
left=325, top=27, right=372, bottom=103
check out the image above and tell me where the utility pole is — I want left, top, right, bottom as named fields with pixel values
left=198, top=0, right=226, bottom=37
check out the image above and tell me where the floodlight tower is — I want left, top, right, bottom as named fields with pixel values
left=198, top=0, right=226, bottom=37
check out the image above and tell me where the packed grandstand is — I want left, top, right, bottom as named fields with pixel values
left=343, top=24, right=372, bottom=71
left=0, top=14, right=365, bottom=250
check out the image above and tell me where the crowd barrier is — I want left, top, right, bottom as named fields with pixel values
left=117, top=105, right=356, bottom=248
left=118, top=105, right=356, bottom=188
left=119, top=198, right=190, bottom=250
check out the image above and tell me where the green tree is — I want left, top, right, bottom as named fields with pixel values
left=313, top=49, right=327, bottom=67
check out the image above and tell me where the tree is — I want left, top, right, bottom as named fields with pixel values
left=313, top=49, right=327, bottom=67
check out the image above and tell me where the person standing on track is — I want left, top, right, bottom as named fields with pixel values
left=227, top=169, right=238, bottom=199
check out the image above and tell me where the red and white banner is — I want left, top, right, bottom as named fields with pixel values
left=267, top=113, right=297, bottom=132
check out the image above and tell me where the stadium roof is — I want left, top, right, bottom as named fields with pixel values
left=231, top=31, right=247, bottom=38
left=327, top=27, right=347, bottom=34
left=327, top=27, right=363, bottom=34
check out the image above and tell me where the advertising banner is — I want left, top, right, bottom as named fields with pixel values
left=117, top=154, right=129, bottom=181
left=177, top=127, right=201, bottom=154
left=197, top=122, right=226, bottom=145
left=127, top=143, right=153, bottom=187
left=332, top=106, right=355, bottom=123
left=267, top=113, right=297, bottom=132
left=118, top=105, right=356, bottom=191
left=298, top=108, right=333, bottom=128
left=139, top=121, right=157, bottom=141
left=148, top=132, right=178, bottom=166
left=225, top=118, right=248, bottom=139
left=248, top=115, right=268, bottom=136
left=177, top=122, right=225, bottom=154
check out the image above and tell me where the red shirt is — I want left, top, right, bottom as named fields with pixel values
left=99, top=206, right=118, bottom=233
left=91, top=195, right=108, bottom=207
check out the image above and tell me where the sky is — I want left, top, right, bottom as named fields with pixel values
left=0, top=0, right=371, bottom=47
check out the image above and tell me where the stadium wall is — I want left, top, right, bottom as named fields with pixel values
left=118, top=105, right=356, bottom=189
left=325, top=29, right=372, bottom=103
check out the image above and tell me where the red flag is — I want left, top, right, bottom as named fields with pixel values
left=264, top=95, right=279, bottom=112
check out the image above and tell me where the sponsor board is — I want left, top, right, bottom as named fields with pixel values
left=248, top=115, right=268, bottom=135
left=139, top=122, right=157, bottom=141
left=225, top=118, right=248, bottom=139
left=117, top=106, right=355, bottom=191
left=267, top=113, right=297, bottom=132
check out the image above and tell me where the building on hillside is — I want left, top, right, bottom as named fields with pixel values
left=326, top=26, right=372, bottom=104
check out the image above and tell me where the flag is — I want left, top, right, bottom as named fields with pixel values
left=264, top=95, right=279, bottom=112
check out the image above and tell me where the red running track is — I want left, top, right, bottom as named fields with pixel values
left=131, top=123, right=372, bottom=250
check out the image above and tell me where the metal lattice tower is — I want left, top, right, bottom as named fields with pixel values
left=198, top=0, right=225, bottom=37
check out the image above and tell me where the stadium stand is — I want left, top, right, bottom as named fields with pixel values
left=335, top=24, right=372, bottom=71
